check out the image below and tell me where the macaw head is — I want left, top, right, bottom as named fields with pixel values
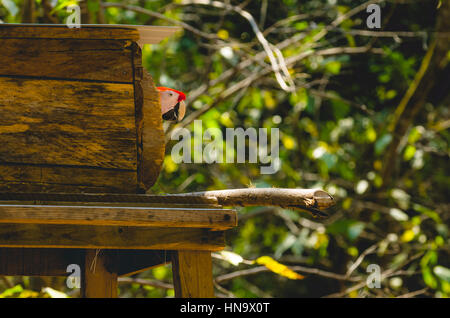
left=157, top=87, right=187, bottom=122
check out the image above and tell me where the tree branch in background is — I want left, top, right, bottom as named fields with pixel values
left=41, top=0, right=58, bottom=23
left=180, top=0, right=296, bottom=92
left=166, top=44, right=383, bottom=141
left=382, top=1, right=450, bottom=186
left=118, top=277, right=173, bottom=290
left=21, top=0, right=35, bottom=23
left=101, top=2, right=217, bottom=40
left=215, top=265, right=361, bottom=284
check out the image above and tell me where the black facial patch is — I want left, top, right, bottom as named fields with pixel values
left=162, top=102, right=180, bottom=121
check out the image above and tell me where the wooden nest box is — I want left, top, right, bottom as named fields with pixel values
left=0, top=24, right=177, bottom=194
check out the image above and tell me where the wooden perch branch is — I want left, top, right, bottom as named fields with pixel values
left=0, top=188, right=335, bottom=218
left=171, top=188, right=335, bottom=218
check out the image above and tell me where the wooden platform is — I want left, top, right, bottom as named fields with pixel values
left=0, top=24, right=168, bottom=194
left=0, top=193, right=237, bottom=298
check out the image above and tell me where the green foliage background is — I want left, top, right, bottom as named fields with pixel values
left=0, top=0, right=448, bottom=298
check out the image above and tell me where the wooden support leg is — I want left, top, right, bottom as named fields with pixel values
left=81, top=249, right=118, bottom=298
left=171, top=250, right=214, bottom=298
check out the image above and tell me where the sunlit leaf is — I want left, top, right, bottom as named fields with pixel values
left=389, top=208, right=409, bottom=221
left=1, top=0, right=18, bottom=16
left=434, top=266, right=450, bottom=282
left=256, top=256, right=304, bottom=280
left=281, top=135, right=296, bottom=150
left=294, top=21, right=308, bottom=31
left=0, top=285, right=23, bottom=298
left=41, top=287, right=68, bottom=298
left=403, top=145, right=416, bottom=161
left=163, top=155, right=178, bottom=173
left=217, top=251, right=245, bottom=266
left=423, top=268, right=438, bottom=289
left=401, top=229, right=415, bottom=242
left=217, top=29, right=229, bottom=40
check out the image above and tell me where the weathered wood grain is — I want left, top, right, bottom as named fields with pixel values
left=0, top=247, right=83, bottom=276
left=0, top=38, right=134, bottom=82
left=0, top=248, right=169, bottom=277
left=0, top=192, right=219, bottom=205
left=0, top=224, right=226, bottom=251
left=0, top=204, right=237, bottom=229
left=0, top=25, right=140, bottom=41
left=0, top=26, right=167, bottom=192
left=0, top=181, right=136, bottom=194
left=172, top=250, right=215, bottom=298
left=0, top=77, right=137, bottom=170
left=131, top=42, right=165, bottom=191
left=0, top=164, right=137, bottom=193
left=141, top=71, right=165, bottom=190
left=81, top=249, right=118, bottom=298
left=132, top=42, right=145, bottom=192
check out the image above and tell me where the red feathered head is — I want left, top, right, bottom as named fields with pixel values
left=156, top=87, right=186, bottom=102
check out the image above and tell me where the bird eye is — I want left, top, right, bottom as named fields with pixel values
left=169, top=92, right=173, bottom=96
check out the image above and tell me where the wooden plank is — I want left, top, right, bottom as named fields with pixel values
left=0, top=24, right=179, bottom=44
left=0, top=192, right=219, bottom=205
left=141, top=64, right=165, bottom=189
left=81, top=249, right=118, bottom=298
left=0, top=201, right=220, bottom=209
left=130, top=41, right=164, bottom=191
left=0, top=181, right=136, bottom=194
left=0, top=247, right=83, bottom=276
left=135, top=26, right=181, bottom=45
left=0, top=25, right=139, bottom=41
left=172, top=250, right=215, bottom=298
left=0, top=204, right=237, bottom=229
left=0, top=164, right=138, bottom=194
left=0, top=224, right=226, bottom=251
left=132, top=42, right=145, bottom=192
left=0, top=248, right=168, bottom=277
left=0, top=38, right=134, bottom=82
left=0, top=77, right=137, bottom=170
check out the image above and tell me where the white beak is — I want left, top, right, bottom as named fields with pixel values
left=177, top=100, right=186, bottom=121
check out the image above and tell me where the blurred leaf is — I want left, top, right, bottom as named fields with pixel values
left=325, top=61, right=342, bottom=75
left=434, top=266, right=450, bottom=283
left=281, top=134, right=296, bottom=150
left=1, top=0, right=18, bottom=16
left=423, top=268, right=438, bottom=289
left=41, top=287, right=68, bottom=298
left=413, top=203, right=442, bottom=223
left=0, top=285, right=23, bottom=298
left=408, top=126, right=423, bottom=143
left=403, top=145, right=416, bottom=161
left=375, top=134, right=392, bottom=155
left=294, top=21, right=308, bottom=31
left=153, top=266, right=170, bottom=280
left=163, top=155, right=178, bottom=173
left=50, top=0, right=78, bottom=14
left=389, top=208, right=409, bottom=221
left=327, top=220, right=365, bottom=241
left=401, top=230, right=415, bottom=242
left=217, top=29, right=229, bottom=40
left=331, top=99, right=350, bottom=118
left=255, top=256, right=304, bottom=280
left=217, top=251, right=245, bottom=266
left=274, top=234, right=297, bottom=258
